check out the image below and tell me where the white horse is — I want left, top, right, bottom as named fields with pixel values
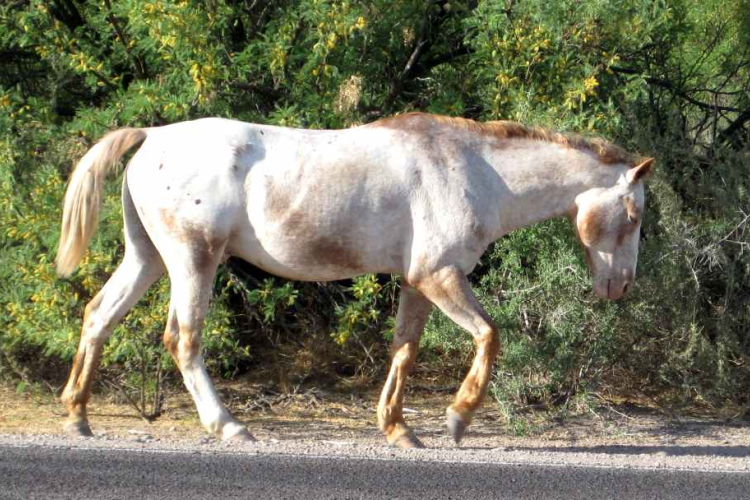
left=56, top=113, right=653, bottom=448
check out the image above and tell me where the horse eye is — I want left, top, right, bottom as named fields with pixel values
left=628, top=214, right=637, bottom=224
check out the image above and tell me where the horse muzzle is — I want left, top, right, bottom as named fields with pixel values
left=593, top=275, right=632, bottom=300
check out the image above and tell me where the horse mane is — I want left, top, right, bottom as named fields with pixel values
left=370, top=112, right=634, bottom=165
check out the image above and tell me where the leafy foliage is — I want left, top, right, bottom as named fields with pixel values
left=1, top=0, right=749, bottom=415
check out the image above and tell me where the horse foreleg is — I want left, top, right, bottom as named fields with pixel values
left=163, top=250, right=253, bottom=442
left=377, top=284, right=432, bottom=448
left=61, top=254, right=163, bottom=436
left=414, top=266, right=501, bottom=446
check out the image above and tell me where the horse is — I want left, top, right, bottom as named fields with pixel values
left=56, top=112, right=653, bottom=448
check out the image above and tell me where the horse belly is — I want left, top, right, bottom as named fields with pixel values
left=231, top=211, right=408, bottom=281
left=234, top=186, right=410, bottom=281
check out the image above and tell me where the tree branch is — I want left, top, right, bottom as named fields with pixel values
left=716, top=107, right=750, bottom=149
left=610, top=66, right=743, bottom=113
left=414, top=42, right=473, bottom=77
left=48, top=0, right=85, bottom=33
left=384, top=0, right=472, bottom=111
left=103, top=0, right=147, bottom=79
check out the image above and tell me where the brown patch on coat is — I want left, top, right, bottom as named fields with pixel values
left=163, top=311, right=201, bottom=366
left=368, top=113, right=435, bottom=134
left=162, top=310, right=180, bottom=361
left=624, top=196, right=640, bottom=221
left=264, top=182, right=293, bottom=221
left=159, top=208, right=178, bottom=233
left=72, top=350, right=102, bottom=408
left=61, top=351, right=86, bottom=412
left=616, top=219, right=639, bottom=246
left=157, top=209, right=226, bottom=271
left=178, top=328, right=201, bottom=359
left=379, top=341, right=419, bottom=431
left=451, top=327, right=500, bottom=419
left=578, top=207, right=605, bottom=246
left=410, top=266, right=501, bottom=420
left=616, top=197, right=641, bottom=245
left=275, top=203, right=364, bottom=271
left=307, top=236, right=363, bottom=271
left=568, top=208, right=595, bottom=270
left=83, top=292, right=104, bottom=327
left=370, top=112, right=634, bottom=165
left=60, top=291, right=108, bottom=415
left=183, top=223, right=226, bottom=272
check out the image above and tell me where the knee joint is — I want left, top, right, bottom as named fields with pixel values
left=476, top=325, right=500, bottom=357
left=167, top=328, right=201, bottom=368
left=392, top=342, right=417, bottom=367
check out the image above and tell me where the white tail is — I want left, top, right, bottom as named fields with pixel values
left=55, top=128, right=147, bottom=277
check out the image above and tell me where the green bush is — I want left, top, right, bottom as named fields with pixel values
left=1, top=0, right=748, bottom=415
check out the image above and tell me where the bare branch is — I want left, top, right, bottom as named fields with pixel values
left=610, top=66, right=743, bottom=113
left=716, top=107, right=750, bottom=149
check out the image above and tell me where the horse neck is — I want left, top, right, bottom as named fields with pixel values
left=484, top=140, right=625, bottom=236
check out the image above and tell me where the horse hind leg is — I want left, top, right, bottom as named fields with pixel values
left=61, top=179, right=164, bottom=436
left=377, top=283, right=433, bottom=448
left=412, top=266, right=501, bottom=446
left=161, top=241, right=253, bottom=442
left=61, top=251, right=164, bottom=436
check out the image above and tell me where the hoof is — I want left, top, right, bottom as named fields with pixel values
left=446, top=408, right=467, bottom=445
left=391, top=432, right=425, bottom=450
left=222, top=424, right=256, bottom=442
left=64, top=420, right=93, bottom=437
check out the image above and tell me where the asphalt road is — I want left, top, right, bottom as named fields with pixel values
left=1, top=443, right=748, bottom=500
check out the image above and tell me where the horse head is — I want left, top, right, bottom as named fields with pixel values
left=574, top=158, right=654, bottom=300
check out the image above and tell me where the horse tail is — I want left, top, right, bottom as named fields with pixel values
left=55, top=128, right=148, bottom=277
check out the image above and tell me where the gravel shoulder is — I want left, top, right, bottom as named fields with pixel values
left=2, top=382, right=749, bottom=472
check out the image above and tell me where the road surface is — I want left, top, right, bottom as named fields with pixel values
left=1, top=440, right=748, bottom=499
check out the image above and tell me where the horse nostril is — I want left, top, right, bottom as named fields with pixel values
left=623, top=282, right=630, bottom=295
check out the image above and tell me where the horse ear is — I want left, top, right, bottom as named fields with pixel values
left=627, top=158, right=654, bottom=184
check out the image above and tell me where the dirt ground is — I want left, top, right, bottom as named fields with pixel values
left=2, top=379, right=749, bottom=454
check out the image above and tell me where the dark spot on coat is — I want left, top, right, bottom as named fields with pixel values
left=158, top=163, right=163, bottom=170
left=195, top=199, right=201, bottom=205
left=260, top=130, right=264, bottom=135
left=166, top=186, right=171, bottom=190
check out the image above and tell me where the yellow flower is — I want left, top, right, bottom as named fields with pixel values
left=584, top=75, right=599, bottom=94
